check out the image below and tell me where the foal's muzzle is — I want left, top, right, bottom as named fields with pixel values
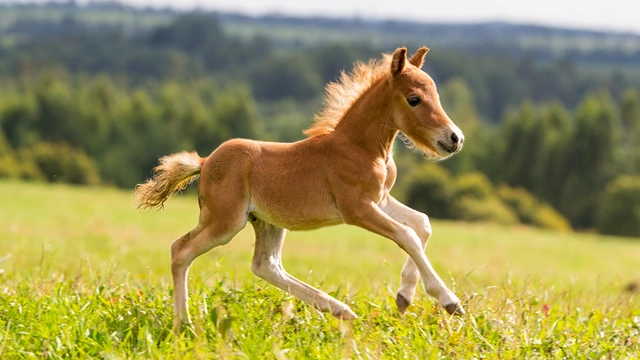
left=438, top=130, right=464, bottom=154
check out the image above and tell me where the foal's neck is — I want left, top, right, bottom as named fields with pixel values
left=332, top=79, right=398, bottom=161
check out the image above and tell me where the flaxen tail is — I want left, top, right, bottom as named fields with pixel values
left=134, top=151, right=204, bottom=211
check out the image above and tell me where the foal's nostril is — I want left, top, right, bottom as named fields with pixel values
left=451, top=132, right=459, bottom=144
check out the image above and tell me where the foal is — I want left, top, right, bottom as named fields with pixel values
left=135, top=47, right=465, bottom=328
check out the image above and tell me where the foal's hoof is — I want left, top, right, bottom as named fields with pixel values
left=333, top=307, right=358, bottom=320
left=172, top=320, right=195, bottom=335
left=396, top=293, right=411, bottom=314
left=444, top=303, right=465, bottom=316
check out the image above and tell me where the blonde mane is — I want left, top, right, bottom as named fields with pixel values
left=304, top=54, right=392, bottom=138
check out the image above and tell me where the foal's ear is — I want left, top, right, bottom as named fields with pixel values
left=391, top=47, right=407, bottom=77
left=409, top=47, right=430, bottom=68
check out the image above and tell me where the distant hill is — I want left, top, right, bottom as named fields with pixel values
left=2, top=1, right=640, bottom=65
left=220, top=13, right=640, bottom=55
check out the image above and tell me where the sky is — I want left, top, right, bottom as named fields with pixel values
left=111, top=0, right=638, bottom=33
left=7, top=0, right=639, bottom=33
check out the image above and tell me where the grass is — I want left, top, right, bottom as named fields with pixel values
left=0, top=180, right=639, bottom=358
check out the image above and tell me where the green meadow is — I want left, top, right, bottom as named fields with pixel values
left=0, top=180, right=638, bottom=358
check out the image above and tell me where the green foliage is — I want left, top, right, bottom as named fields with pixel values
left=453, top=196, right=519, bottom=225
left=0, top=94, right=38, bottom=149
left=500, top=101, right=541, bottom=191
left=497, top=186, right=537, bottom=223
left=0, top=154, right=21, bottom=178
left=399, top=167, right=570, bottom=229
left=438, top=77, right=497, bottom=177
left=620, top=89, right=640, bottom=174
left=214, top=85, right=264, bottom=140
left=0, top=9, right=638, bottom=235
left=250, top=54, right=323, bottom=101
left=454, top=172, right=495, bottom=201
left=310, top=43, right=361, bottom=84
left=560, top=93, right=620, bottom=228
left=498, top=185, right=571, bottom=231
left=533, top=206, right=573, bottom=232
left=0, top=128, right=43, bottom=180
left=402, top=163, right=455, bottom=219
left=621, top=88, right=640, bottom=131
left=486, top=91, right=636, bottom=232
left=596, top=176, right=640, bottom=237
left=530, top=102, right=572, bottom=202
left=21, top=142, right=101, bottom=185
left=0, top=127, right=12, bottom=156
left=0, top=74, right=269, bottom=188
left=452, top=173, right=519, bottom=225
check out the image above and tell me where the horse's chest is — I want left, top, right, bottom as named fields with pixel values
left=383, top=162, right=397, bottom=193
left=372, top=159, right=398, bottom=204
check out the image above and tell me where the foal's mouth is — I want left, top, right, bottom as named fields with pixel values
left=437, top=141, right=456, bottom=154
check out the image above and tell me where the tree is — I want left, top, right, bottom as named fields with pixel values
left=531, top=102, right=572, bottom=204
left=400, top=163, right=455, bottom=219
left=250, top=54, right=323, bottom=101
left=0, top=96, right=38, bottom=149
left=23, top=142, right=101, bottom=185
left=596, top=176, right=640, bottom=237
left=438, top=77, right=490, bottom=176
left=619, top=88, right=640, bottom=174
left=78, top=76, right=118, bottom=157
left=500, top=102, right=541, bottom=190
left=33, top=75, right=83, bottom=147
left=311, top=43, right=359, bottom=84
left=214, top=85, right=265, bottom=141
left=560, top=93, right=620, bottom=228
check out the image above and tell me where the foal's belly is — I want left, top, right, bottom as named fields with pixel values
left=248, top=175, right=345, bottom=230
left=245, top=139, right=347, bottom=231
left=251, top=205, right=344, bottom=231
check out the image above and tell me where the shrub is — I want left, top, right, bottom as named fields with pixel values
left=596, top=176, right=640, bottom=237
left=449, top=172, right=518, bottom=224
left=22, top=142, right=101, bottom=185
left=533, top=205, right=572, bottom=231
left=397, top=167, right=570, bottom=230
left=401, top=163, right=455, bottom=219
left=454, top=196, right=519, bottom=225
left=0, top=130, right=19, bottom=178
left=0, top=130, right=43, bottom=180
left=498, top=185, right=571, bottom=231
left=454, top=172, right=494, bottom=201
left=0, top=155, right=21, bottom=178
left=497, top=185, right=537, bottom=223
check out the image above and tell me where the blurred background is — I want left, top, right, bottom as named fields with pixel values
left=1, top=0, right=639, bottom=237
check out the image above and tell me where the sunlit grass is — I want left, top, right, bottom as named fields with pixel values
left=1, top=180, right=639, bottom=358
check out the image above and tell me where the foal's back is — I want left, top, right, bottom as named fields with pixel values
left=199, top=136, right=351, bottom=230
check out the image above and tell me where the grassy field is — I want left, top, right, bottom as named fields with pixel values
left=0, top=180, right=639, bottom=358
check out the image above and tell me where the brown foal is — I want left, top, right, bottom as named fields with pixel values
left=134, top=47, right=465, bottom=329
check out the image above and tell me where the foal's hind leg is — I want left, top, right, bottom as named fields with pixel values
left=250, top=219, right=357, bottom=319
left=171, top=208, right=246, bottom=330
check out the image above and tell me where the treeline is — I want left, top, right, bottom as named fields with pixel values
left=2, top=14, right=639, bottom=121
left=1, top=14, right=640, bottom=237
left=398, top=83, right=640, bottom=236
left=1, top=73, right=639, bottom=236
left=0, top=75, right=263, bottom=188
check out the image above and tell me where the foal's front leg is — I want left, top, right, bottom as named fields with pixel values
left=250, top=219, right=357, bottom=319
left=380, top=196, right=458, bottom=314
left=340, top=198, right=464, bottom=315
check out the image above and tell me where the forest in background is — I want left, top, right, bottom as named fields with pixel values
left=1, top=2, right=639, bottom=237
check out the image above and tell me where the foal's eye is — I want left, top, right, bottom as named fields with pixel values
left=407, top=96, right=421, bottom=107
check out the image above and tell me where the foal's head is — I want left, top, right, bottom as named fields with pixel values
left=388, top=47, right=464, bottom=159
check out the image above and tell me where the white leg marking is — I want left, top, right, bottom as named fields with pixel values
left=250, top=220, right=357, bottom=319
